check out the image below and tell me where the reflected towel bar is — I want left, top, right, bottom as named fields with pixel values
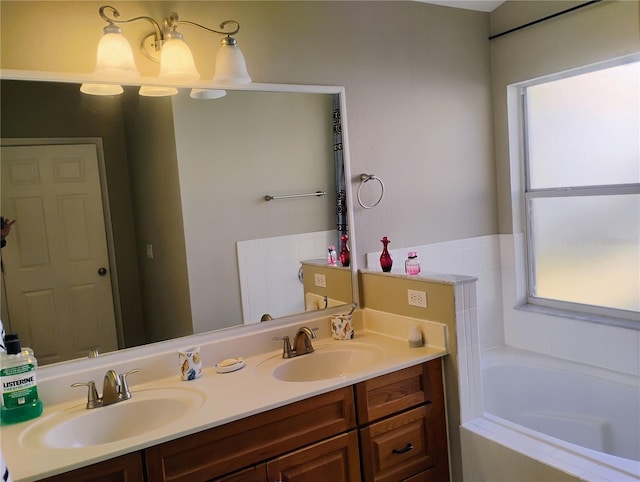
left=264, top=191, right=326, bottom=201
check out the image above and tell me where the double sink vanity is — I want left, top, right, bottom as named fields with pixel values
left=2, top=310, right=450, bottom=481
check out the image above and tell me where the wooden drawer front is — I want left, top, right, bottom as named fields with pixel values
left=359, top=405, right=435, bottom=482
left=355, top=363, right=431, bottom=424
left=145, top=387, right=355, bottom=481
left=39, top=452, right=144, bottom=482
left=402, top=468, right=436, bottom=482
left=266, top=431, right=361, bottom=482
left=212, top=464, right=266, bottom=482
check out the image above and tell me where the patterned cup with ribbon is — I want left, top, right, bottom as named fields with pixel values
left=330, top=315, right=354, bottom=340
left=179, top=346, right=202, bottom=381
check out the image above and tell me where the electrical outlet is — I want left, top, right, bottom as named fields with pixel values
left=408, top=289, right=427, bottom=308
left=314, top=273, right=327, bottom=288
left=146, top=243, right=154, bottom=259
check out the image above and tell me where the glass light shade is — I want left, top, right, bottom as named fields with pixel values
left=139, top=85, right=179, bottom=97
left=212, top=41, right=251, bottom=85
left=80, top=83, right=124, bottom=96
left=190, top=89, right=227, bottom=100
left=94, top=32, right=139, bottom=80
left=159, top=38, right=200, bottom=82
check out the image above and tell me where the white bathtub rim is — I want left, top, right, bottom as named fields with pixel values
left=482, top=345, right=640, bottom=389
left=463, top=414, right=640, bottom=481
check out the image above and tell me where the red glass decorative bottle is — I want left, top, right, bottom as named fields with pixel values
left=339, top=234, right=350, bottom=267
left=380, top=236, right=393, bottom=272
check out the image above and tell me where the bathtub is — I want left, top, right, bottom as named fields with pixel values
left=462, top=346, right=640, bottom=481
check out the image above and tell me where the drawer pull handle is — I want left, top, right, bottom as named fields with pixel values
left=392, top=442, right=414, bottom=454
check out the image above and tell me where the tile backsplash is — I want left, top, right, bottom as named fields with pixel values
left=237, top=230, right=337, bottom=323
left=366, top=234, right=504, bottom=351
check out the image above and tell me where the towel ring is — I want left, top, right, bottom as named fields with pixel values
left=357, top=174, right=385, bottom=209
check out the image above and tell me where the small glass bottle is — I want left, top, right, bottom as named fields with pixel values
left=380, top=237, right=393, bottom=272
left=327, top=245, right=337, bottom=266
left=339, top=234, right=350, bottom=267
left=405, top=252, right=420, bottom=275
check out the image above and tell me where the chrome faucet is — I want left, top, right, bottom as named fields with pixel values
left=273, top=327, right=318, bottom=359
left=72, top=368, right=139, bottom=409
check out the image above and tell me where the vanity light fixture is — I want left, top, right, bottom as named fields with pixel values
left=90, top=8, right=141, bottom=80
left=81, top=5, right=251, bottom=97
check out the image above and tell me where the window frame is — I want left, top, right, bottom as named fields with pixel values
left=520, top=57, right=640, bottom=323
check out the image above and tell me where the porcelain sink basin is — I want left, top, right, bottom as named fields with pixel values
left=20, top=387, right=205, bottom=449
left=255, top=342, right=385, bottom=382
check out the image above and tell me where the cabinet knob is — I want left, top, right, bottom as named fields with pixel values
left=392, top=442, right=414, bottom=455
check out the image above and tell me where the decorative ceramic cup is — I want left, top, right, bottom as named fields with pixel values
left=179, top=346, right=202, bottom=381
left=330, top=315, right=354, bottom=340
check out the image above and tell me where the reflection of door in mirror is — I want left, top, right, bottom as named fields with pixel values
left=1, top=144, right=118, bottom=364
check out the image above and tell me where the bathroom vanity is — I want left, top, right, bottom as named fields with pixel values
left=4, top=316, right=449, bottom=482
left=40, top=360, right=447, bottom=482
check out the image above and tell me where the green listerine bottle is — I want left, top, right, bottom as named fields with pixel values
left=1, top=334, right=43, bottom=425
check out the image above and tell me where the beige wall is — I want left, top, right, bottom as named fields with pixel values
left=174, top=92, right=335, bottom=332
left=489, top=0, right=640, bottom=233
left=120, top=91, right=193, bottom=343
left=0, top=1, right=497, bottom=268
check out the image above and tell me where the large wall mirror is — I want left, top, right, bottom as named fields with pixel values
left=0, top=76, right=355, bottom=367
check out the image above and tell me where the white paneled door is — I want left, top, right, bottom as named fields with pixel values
left=1, top=144, right=118, bottom=364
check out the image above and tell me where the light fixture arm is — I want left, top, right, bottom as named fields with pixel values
left=176, top=19, right=241, bottom=38
left=99, top=5, right=163, bottom=51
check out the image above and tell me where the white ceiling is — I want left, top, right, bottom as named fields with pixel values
left=417, top=0, right=505, bottom=12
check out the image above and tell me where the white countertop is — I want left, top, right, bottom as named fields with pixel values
left=2, top=311, right=447, bottom=481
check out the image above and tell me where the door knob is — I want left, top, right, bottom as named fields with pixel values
left=97, top=267, right=107, bottom=276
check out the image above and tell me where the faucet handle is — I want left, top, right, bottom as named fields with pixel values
left=273, top=335, right=293, bottom=358
left=119, top=369, right=139, bottom=400
left=71, top=381, right=102, bottom=409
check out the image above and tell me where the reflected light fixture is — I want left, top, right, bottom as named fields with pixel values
left=81, top=5, right=251, bottom=97
left=139, top=85, right=179, bottom=97
left=190, top=88, right=227, bottom=100
left=80, top=83, right=124, bottom=96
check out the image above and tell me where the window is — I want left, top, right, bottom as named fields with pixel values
left=522, top=59, right=640, bottom=321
